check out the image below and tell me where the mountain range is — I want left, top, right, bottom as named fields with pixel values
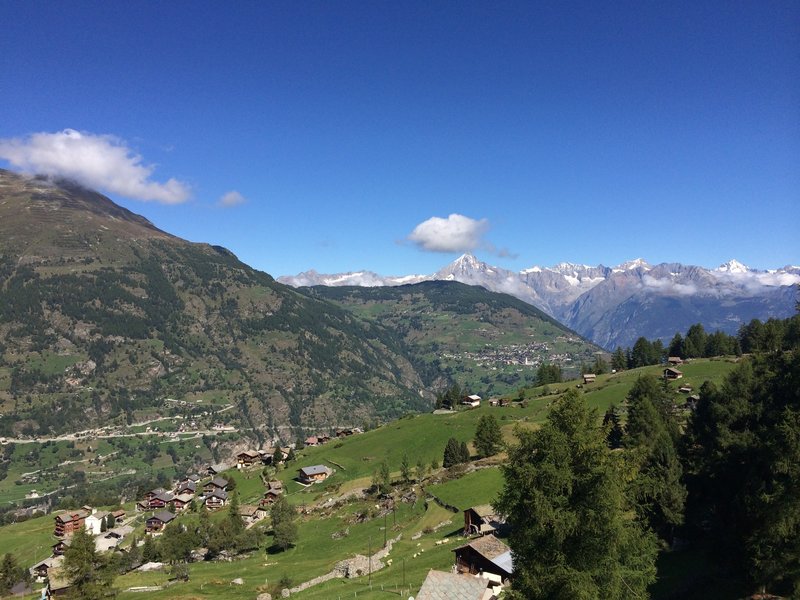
left=279, top=255, right=800, bottom=348
left=0, top=169, right=598, bottom=438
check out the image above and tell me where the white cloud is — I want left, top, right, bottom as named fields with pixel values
left=713, top=270, right=800, bottom=293
left=218, top=190, right=246, bottom=207
left=407, top=213, right=490, bottom=253
left=0, top=129, right=190, bottom=204
left=641, top=274, right=698, bottom=296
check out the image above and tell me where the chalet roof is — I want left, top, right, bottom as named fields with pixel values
left=454, top=534, right=510, bottom=561
left=467, top=504, right=495, bottom=518
left=149, top=487, right=167, bottom=496
left=583, top=373, right=596, bottom=379
left=208, top=476, right=228, bottom=489
left=238, top=450, right=260, bottom=458
left=207, top=489, right=229, bottom=501
left=239, top=505, right=259, bottom=516
left=208, top=463, right=230, bottom=474
left=416, top=569, right=489, bottom=600
left=305, top=436, right=318, bottom=444
left=149, top=510, right=176, bottom=524
left=267, top=479, right=283, bottom=490
left=111, top=509, right=126, bottom=518
left=56, top=509, right=88, bottom=523
left=175, top=493, right=195, bottom=503
left=188, top=473, right=201, bottom=482
left=664, top=367, right=683, bottom=375
left=668, top=356, right=683, bottom=362
left=299, top=465, right=331, bottom=476
left=152, top=492, right=174, bottom=503
left=465, top=394, right=482, bottom=401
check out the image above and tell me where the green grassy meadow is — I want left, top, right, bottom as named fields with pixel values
left=0, top=358, right=743, bottom=599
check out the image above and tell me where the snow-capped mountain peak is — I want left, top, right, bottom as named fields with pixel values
left=716, top=259, right=751, bottom=273
left=613, top=258, right=651, bottom=272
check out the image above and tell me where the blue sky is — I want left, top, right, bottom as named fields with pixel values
left=1, top=2, right=797, bottom=276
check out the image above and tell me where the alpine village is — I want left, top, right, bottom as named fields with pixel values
left=0, top=169, right=795, bottom=600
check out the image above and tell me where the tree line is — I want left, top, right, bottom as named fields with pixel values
left=496, top=310, right=800, bottom=598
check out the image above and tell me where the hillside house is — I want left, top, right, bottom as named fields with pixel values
left=31, top=556, right=64, bottom=583
left=297, top=465, right=332, bottom=484
left=52, top=538, right=70, bottom=556
left=583, top=373, right=597, bottom=384
left=206, top=463, right=231, bottom=476
left=239, top=504, right=267, bottom=525
left=44, top=568, right=72, bottom=598
left=148, top=491, right=175, bottom=510
left=678, top=385, right=693, bottom=393
left=461, top=395, right=482, bottom=407
left=173, top=493, right=195, bottom=511
left=668, top=356, right=684, bottom=365
left=203, top=476, right=229, bottom=494
left=204, top=489, right=228, bottom=510
left=237, top=450, right=260, bottom=468
left=53, top=508, right=89, bottom=537
left=304, top=435, right=320, bottom=447
left=111, top=509, right=126, bottom=524
left=416, top=569, right=494, bottom=600
left=664, top=367, right=684, bottom=380
left=464, top=505, right=503, bottom=536
left=176, top=480, right=197, bottom=495
left=260, top=480, right=284, bottom=506
left=453, top=535, right=514, bottom=583
left=146, top=510, right=176, bottom=533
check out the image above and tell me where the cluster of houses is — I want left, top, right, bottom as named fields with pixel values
left=31, top=506, right=131, bottom=592
left=417, top=504, right=513, bottom=599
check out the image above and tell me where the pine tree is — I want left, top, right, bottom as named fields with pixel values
left=228, top=491, right=244, bottom=534
left=64, top=526, right=115, bottom=599
left=495, top=389, right=657, bottom=599
left=611, top=347, right=627, bottom=371
left=474, top=414, right=503, bottom=458
left=624, top=375, right=686, bottom=541
left=399, top=453, right=411, bottom=483
left=270, top=495, right=298, bottom=551
left=442, top=437, right=461, bottom=468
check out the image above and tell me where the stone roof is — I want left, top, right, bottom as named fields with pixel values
left=416, top=569, right=489, bottom=600
left=299, top=465, right=331, bottom=476
left=149, top=510, right=176, bottom=524
left=468, top=504, right=495, bottom=518
left=208, top=476, right=228, bottom=489
left=454, top=535, right=510, bottom=561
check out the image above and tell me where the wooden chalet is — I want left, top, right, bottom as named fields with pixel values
left=176, top=480, right=197, bottom=495
left=53, top=508, right=89, bottom=537
left=453, top=535, right=513, bottom=583
left=31, top=555, right=63, bottom=582
left=204, top=489, right=228, bottom=510
left=664, top=367, right=684, bottom=380
left=206, top=463, right=230, bottom=476
left=44, top=568, right=72, bottom=598
left=304, top=435, right=320, bottom=447
left=52, top=538, right=71, bottom=556
left=173, top=493, right=195, bottom=511
left=148, top=491, right=174, bottom=510
left=416, top=569, right=494, bottom=600
left=583, top=373, right=597, bottom=384
left=203, top=476, right=229, bottom=494
left=297, top=465, right=332, bottom=484
left=145, top=510, right=176, bottom=533
left=464, top=504, right=502, bottom=536
left=111, top=509, right=126, bottom=524
left=667, top=356, right=684, bottom=366
left=239, top=504, right=267, bottom=525
left=461, top=394, right=482, bottom=407
left=237, top=450, right=261, bottom=468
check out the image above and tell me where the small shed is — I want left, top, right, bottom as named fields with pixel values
left=453, top=535, right=513, bottom=582
left=583, top=373, right=597, bottom=384
left=664, top=367, right=683, bottom=380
